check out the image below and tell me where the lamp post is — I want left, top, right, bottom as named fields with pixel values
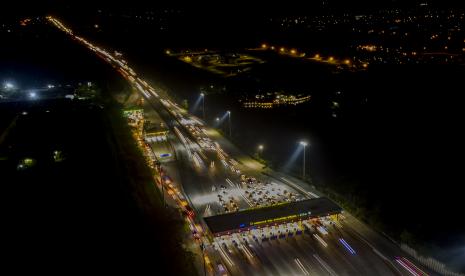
left=200, top=93, right=205, bottom=120
left=227, top=111, right=231, bottom=137
left=300, top=141, right=308, bottom=179
left=258, top=144, right=264, bottom=158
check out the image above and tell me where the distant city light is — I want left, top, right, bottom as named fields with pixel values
left=29, top=92, right=37, bottom=99
left=261, top=44, right=267, bottom=49
left=47, top=84, right=55, bottom=89
left=290, top=49, right=297, bottom=54
left=280, top=47, right=285, bottom=52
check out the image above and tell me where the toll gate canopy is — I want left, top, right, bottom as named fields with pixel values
left=204, top=197, right=342, bottom=236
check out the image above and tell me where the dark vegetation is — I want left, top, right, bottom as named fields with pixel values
left=0, top=17, right=195, bottom=275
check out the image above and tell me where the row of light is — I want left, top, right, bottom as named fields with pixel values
left=260, top=44, right=359, bottom=67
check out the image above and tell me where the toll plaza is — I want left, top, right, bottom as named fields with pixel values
left=204, top=197, right=342, bottom=237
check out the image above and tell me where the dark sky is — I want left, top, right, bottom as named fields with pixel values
left=3, top=0, right=464, bottom=18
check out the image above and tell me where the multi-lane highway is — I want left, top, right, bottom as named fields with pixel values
left=47, top=16, right=437, bottom=276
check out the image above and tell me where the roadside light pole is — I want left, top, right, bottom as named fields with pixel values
left=227, top=111, right=231, bottom=137
left=200, top=93, right=205, bottom=120
left=300, top=141, right=308, bottom=179
left=258, top=144, right=264, bottom=158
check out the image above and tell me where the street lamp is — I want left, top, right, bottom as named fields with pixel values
left=4, top=82, right=14, bottom=90
left=300, top=141, right=308, bottom=179
left=258, top=144, right=264, bottom=157
left=227, top=111, right=231, bottom=137
left=200, top=92, right=205, bottom=120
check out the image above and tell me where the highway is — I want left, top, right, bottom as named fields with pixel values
left=47, top=16, right=438, bottom=276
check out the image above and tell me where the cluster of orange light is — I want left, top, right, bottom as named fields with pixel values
left=261, top=44, right=355, bottom=67
left=358, top=45, right=377, bottom=52
left=19, top=18, right=31, bottom=26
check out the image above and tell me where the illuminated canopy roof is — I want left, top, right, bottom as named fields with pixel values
left=204, top=197, right=342, bottom=235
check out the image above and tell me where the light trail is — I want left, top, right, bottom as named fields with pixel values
left=396, top=257, right=421, bottom=276
left=400, top=257, right=429, bottom=276
left=313, top=233, right=328, bottom=247
left=339, top=238, right=356, bottom=255
left=313, top=254, right=338, bottom=276
left=294, top=258, right=310, bottom=275
left=217, top=244, right=235, bottom=267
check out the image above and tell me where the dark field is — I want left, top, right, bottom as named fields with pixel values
left=0, top=18, right=193, bottom=275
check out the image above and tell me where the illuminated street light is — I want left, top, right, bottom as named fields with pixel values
left=29, top=92, right=37, bottom=99
left=227, top=111, right=231, bottom=137
left=344, top=59, right=351, bottom=65
left=290, top=49, right=297, bottom=54
left=215, top=117, right=220, bottom=122
left=47, top=84, right=55, bottom=89
left=261, top=43, right=267, bottom=49
left=258, top=144, right=264, bottom=158
left=4, top=82, right=14, bottom=90
left=300, top=141, right=308, bottom=179
left=280, top=47, right=285, bottom=52
left=328, top=57, right=334, bottom=62
left=200, top=92, right=205, bottom=120
left=314, top=54, right=320, bottom=59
